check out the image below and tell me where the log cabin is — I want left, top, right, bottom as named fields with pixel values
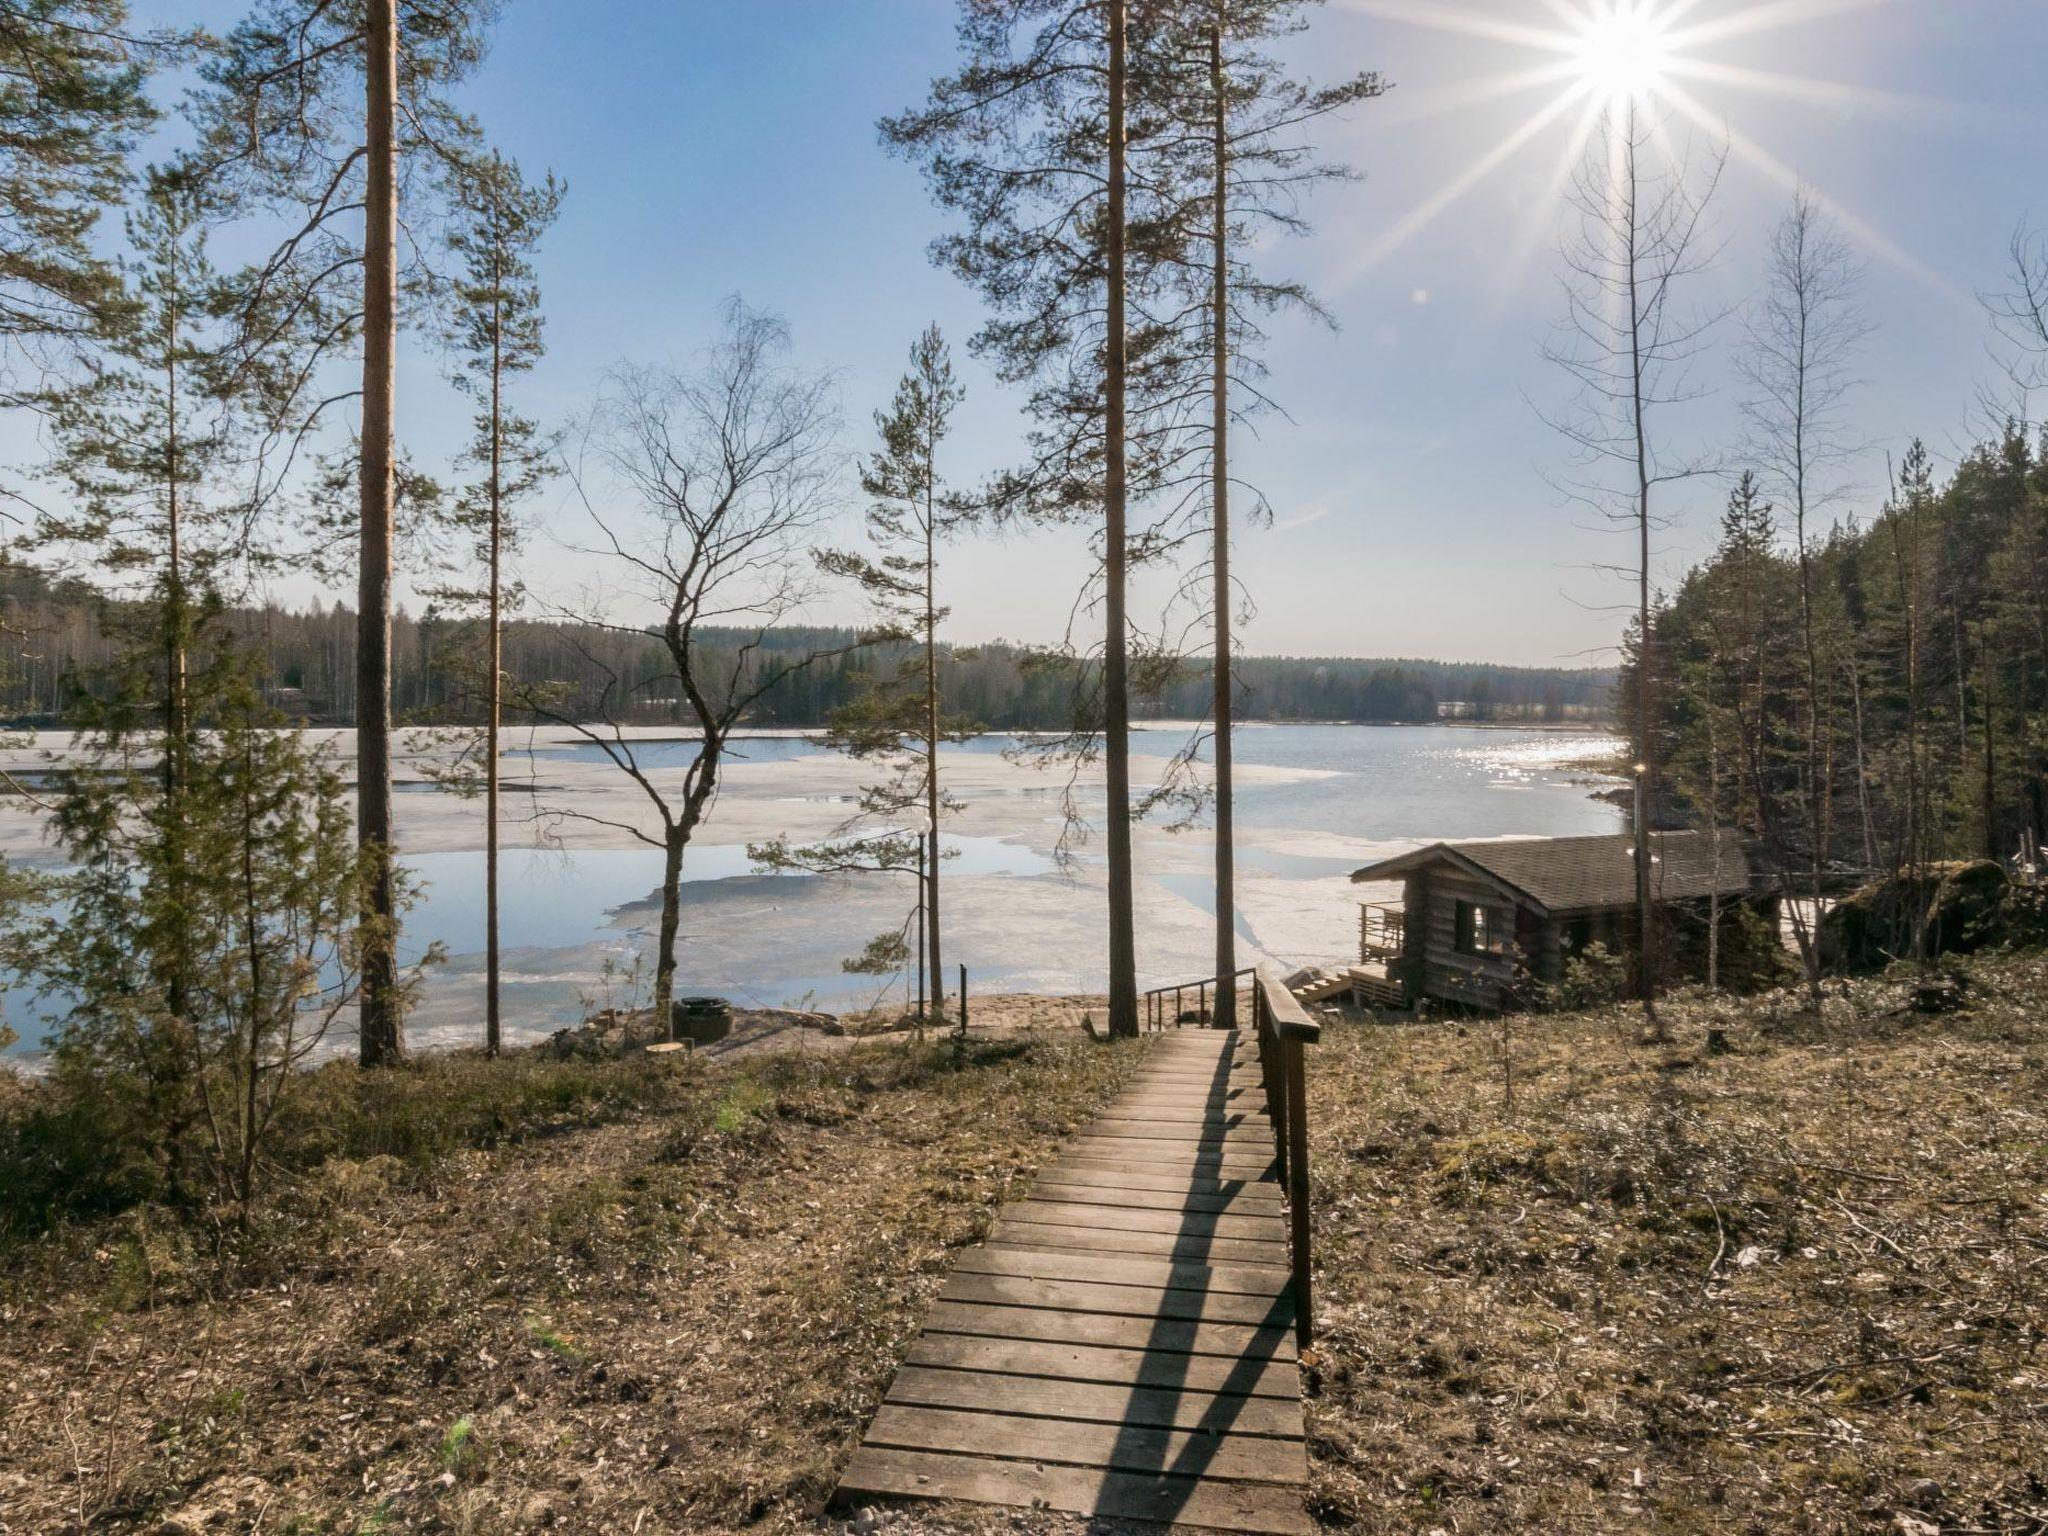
left=1348, top=830, right=1761, bottom=1012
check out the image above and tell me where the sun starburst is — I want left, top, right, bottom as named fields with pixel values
left=1336, top=0, right=1969, bottom=302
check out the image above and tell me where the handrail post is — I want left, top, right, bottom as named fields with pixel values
left=1260, top=988, right=1286, bottom=1186
left=1284, top=1032, right=1312, bottom=1348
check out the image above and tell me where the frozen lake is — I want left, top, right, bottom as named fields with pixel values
left=1, top=723, right=1620, bottom=1055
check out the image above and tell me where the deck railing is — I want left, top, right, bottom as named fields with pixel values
left=1359, top=901, right=1405, bottom=960
left=1138, top=964, right=1322, bottom=1346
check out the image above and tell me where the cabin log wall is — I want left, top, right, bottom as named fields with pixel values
left=1415, top=869, right=1531, bottom=1012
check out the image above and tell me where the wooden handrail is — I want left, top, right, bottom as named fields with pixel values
left=1251, top=966, right=1318, bottom=1347
left=1136, top=965, right=1320, bottom=1345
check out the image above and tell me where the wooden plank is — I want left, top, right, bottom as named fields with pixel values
left=937, top=1271, right=1294, bottom=1328
left=1055, top=1154, right=1277, bottom=1178
left=880, top=1366, right=1305, bottom=1436
left=1051, top=1157, right=1280, bottom=1184
left=862, top=1405, right=1308, bottom=1486
left=921, top=1300, right=1295, bottom=1361
left=1011, top=1199, right=1287, bottom=1240
left=1084, top=1120, right=1276, bottom=1145
left=958, top=1243, right=1292, bottom=1298
left=1107, top=1109, right=1270, bottom=1129
left=991, top=1218, right=1292, bottom=1267
left=1064, top=1134, right=1275, bottom=1162
left=1031, top=1165, right=1282, bottom=1200
left=837, top=1446, right=1310, bottom=1536
left=903, top=1333, right=1298, bottom=1397
left=1026, top=1179, right=1283, bottom=1215
left=1103, top=1103, right=1271, bottom=1124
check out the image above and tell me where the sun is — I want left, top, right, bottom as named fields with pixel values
left=1575, top=1, right=1674, bottom=105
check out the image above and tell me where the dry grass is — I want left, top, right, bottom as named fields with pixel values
left=0, top=1030, right=1143, bottom=1535
left=1306, top=954, right=2048, bottom=1534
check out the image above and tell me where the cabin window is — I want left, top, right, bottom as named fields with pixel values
left=1456, top=900, right=1512, bottom=957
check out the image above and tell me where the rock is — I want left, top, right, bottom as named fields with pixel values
left=1904, top=1478, right=1942, bottom=1510
left=1909, top=977, right=1966, bottom=1014
left=1894, top=1516, right=1940, bottom=1536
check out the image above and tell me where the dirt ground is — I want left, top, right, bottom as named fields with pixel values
left=3, top=960, right=2043, bottom=1535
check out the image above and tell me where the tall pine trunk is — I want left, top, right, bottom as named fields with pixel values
left=485, top=256, right=504, bottom=1058
left=1623, top=106, right=1661, bottom=1039
left=925, top=442, right=944, bottom=1021
left=1102, top=0, right=1137, bottom=1038
left=1981, top=624, right=1999, bottom=862
left=1208, top=17, right=1236, bottom=1030
left=356, top=0, right=403, bottom=1065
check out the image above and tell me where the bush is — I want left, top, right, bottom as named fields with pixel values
left=1820, top=862, right=2012, bottom=972
left=1545, top=941, right=1630, bottom=1010
left=0, top=1047, right=704, bottom=1247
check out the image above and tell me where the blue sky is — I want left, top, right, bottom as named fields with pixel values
left=131, top=1, right=2048, bottom=666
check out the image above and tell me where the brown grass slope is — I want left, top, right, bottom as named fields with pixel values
left=0, top=1032, right=1142, bottom=1535
left=1306, top=956, right=2048, bottom=1534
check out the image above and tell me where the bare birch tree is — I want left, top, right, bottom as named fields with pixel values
left=1739, top=188, right=1869, bottom=1012
left=1543, top=102, right=1723, bottom=1039
left=512, top=301, right=856, bottom=1031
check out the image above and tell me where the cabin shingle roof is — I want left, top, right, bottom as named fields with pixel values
left=1350, top=830, right=1753, bottom=915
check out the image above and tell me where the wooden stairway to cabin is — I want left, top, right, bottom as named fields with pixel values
left=833, top=1027, right=1311, bottom=1533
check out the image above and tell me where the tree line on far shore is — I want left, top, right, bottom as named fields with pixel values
left=0, top=567, right=1612, bottom=729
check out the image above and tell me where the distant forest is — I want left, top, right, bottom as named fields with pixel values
left=1, top=567, right=1614, bottom=729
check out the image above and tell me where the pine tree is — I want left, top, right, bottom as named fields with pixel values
left=1154, top=0, right=1382, bottom=1025
left=184, top=0, right=496, bottom=1065
left=885, top=0, right=1205, bottom=1037
left=0, top=2, right=156, bottom=379
left=431, top=150, right=560, bottom=1058
left=778, top=326, right=976, bottom=1022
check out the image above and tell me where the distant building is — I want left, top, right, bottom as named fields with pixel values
left=1435, top=700, right=1476, bottom=719
left=1348, top=830, right=1764, bottom=1011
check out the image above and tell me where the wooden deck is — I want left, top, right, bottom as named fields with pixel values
left=835, top=1028, right=1310, bottom=1534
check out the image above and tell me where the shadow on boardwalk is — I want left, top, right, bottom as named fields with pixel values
left=835, top=1028, right=1310, bottom=1534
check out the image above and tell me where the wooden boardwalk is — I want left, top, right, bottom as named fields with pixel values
left=836, top=1028, right=1309, bottom=1534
